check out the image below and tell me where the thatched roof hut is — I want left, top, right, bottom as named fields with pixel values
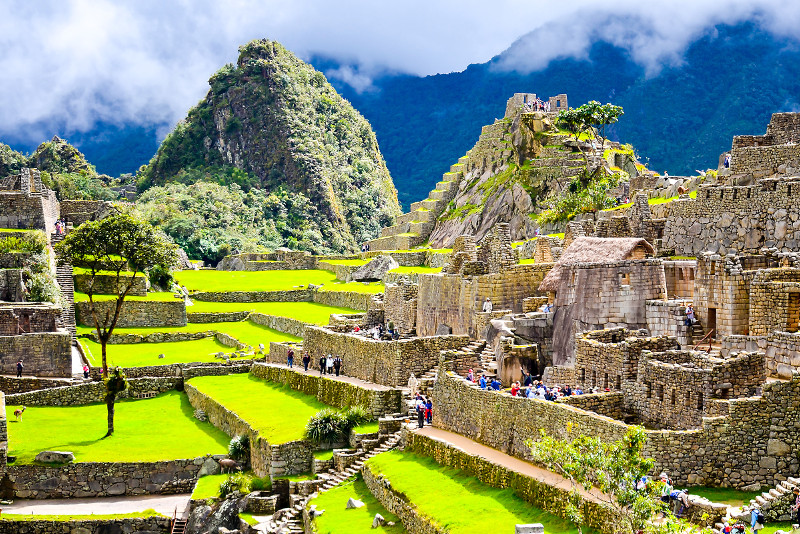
left=539, top=237, right=655, bottom=292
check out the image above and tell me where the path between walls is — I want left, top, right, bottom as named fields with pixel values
left=0, top=493, right=191, bottom=516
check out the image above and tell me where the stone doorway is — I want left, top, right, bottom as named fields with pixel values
left=707, top=308, right=717, bottom=338
left=787, top=293, right=800, bottom=332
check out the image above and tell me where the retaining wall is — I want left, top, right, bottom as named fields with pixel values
left=0, top=517, right=170, bottom=534
left=249, top=313, right=307, bottom=338
left=5, top=378, right=181, bottom=406
left=75, top=300, right=186, bottom=328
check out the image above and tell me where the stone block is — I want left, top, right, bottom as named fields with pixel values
left=34, top=450, right=74, bottom=463
left=516, top=525, right=545, bottom=534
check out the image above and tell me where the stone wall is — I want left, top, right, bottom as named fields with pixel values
left=0, top=304, right=62, bottom=335
left=0, top=191, right=51, bottom=232
left=693, top=255, right=760, bottom=337
left=749, top=268, right=800, bottom=335
left=557, top=392, right=625, bottom=420
left=401, top=430, right=615, bottom=533
left=0, top=376, right=73, bottom=395
left=302, top=326, right=469, bottom=387
left=73, top=272, right=148, bottom=297
left=184, top=382, right=311, bottom=477
left=250, top=363, right=401, bottom=418
left=383, top=282, right=418, bottom=334
left=187, top=311, right=250, bottom=323
left=6, top=457, right=211, bottom=498
left=75, top=299, right=187, bottom=328
left=646, top=300, right=693, bottom=348
left=663, top=260, right=696, bottom=298
left=312, top=290, right=371, bottom=311
left=730, top=145, right=800, bottom=178
left=416, top=264, right=552, bottom=338
left=0, top=332, right=72, bottom=377
left=5, top=377, right=181, bottom=406
left=663, top=179, right=800, bottom=256
left=192, top=289, right=313, bottom=302
left=0, top=517, right=170, bottom=534
left=248, top=313, right=307, bottom=337
left=435, top=364, right=800, bottom=488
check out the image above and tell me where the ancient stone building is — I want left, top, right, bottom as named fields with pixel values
left=0, top=168, right=59, bottom=234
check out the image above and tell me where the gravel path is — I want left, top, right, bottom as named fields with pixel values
left=1, top=493, right=191, bottom=516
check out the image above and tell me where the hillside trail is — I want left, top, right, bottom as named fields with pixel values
left=0, top=493, right=191, bottom=516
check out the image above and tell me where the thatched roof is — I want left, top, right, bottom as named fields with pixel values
left=539, top=237, right=655, bottom=292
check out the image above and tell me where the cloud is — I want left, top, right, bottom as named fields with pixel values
left=0, top=0, right=799, bottom=143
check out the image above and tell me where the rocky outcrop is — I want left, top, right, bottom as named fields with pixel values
left=140, top=39, right=402, bottom=253
left=352, top=255, right=399, bottom=281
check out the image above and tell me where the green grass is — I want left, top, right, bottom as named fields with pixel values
left=352, top=422, right=379, bottom=434
left=192, top=474, right=228, bottom=500
left=187, top=301, right=362, bottom=321
left=691, top=486, right=762, bottom=507
left=239, top=513, right=259, bottom=526
left=519, top=259, right=536, bottom=264
left=1, top=510, right=164, bottom=521
left=366, top=451, right=588, bottom=534
left=310, top=476, right=406, bottom=534
left=387, top=266, right=442, bottom=274
left=74, top=291, right=178, bottom=302
left=6, top=391, right=229, bottom=464
left=78, top=336, right=237, bottom=368
left=188, top=374, right=331, bottom=444
left=314, top=450, right=334, bottom=461
left=603, top=190, right=699, bottom=212
left=320, top=259, right=369, bottom=266
left=762, top=523, right=795, bottom=534
left=173, top=269, right=383, bottom=294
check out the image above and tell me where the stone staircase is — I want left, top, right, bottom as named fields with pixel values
left=50, top=232, right=76, bottom=338
left=263, top=430, right=403, bottom=534
left=723, top=477, right=800, bottom=528
left=366, top=158, right=467, bottom=251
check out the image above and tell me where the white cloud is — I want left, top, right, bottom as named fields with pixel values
left=0, top=0, right=799, bottom=142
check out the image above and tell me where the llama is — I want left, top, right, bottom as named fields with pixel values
left=13, top=406, right=25, bottom=422
left=218, top=458, right=238, bottom=473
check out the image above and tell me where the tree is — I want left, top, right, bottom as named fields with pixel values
left=582, top=100, right=625, bottom=153
left=55, top=213, right=177, bottom=436
left=528, top=426, right=663, bottom=534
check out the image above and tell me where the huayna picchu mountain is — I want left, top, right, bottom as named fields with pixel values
left=138, top=39, right=402, bottom=253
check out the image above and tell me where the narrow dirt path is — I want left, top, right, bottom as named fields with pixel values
left=261, top=362, right=396, bottom=391
left=1, top=493, right=191, bottom=516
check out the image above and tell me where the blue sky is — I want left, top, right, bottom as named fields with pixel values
left=2, top=0, right=799, bottom=141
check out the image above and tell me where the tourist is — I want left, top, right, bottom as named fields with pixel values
left=425, top=398, right=433, bottom=424
left=526, top=386, right=535, bottom=398
left=751, top=506, right=764, bottom=534
left=333, top=355, right=342, bottom=376
left=16, top=360, right=22, bottom=378
left=792, top=487, right=800, bottom=525
left=575, top=386, right=583, bottom=395
left=287, top=348, right=294, bottom=368
left=563, top=384, right=572, bottom=396
left=408, top=373, right=419, bottom=393
left=82, top=364, right=89, bottom=379
left=302, top=351, right=311, bottom=371
left=520, top=367, right=533, bottom=387
left=685, top=304, right=696, bottom=326
left=671, top=489, right=690, bottom=518
left=319, top=355, right=326, bottom=375
left=466, top=368, right=474, bottom=382
left=490, top=377, right=501, bottom=391
left=417, top=398, right=425, bottom=429
left=326, top=354, right=334, bottom=374
left=482, top=298, right=493, bottom=313
left=724, top=154, right=731, bottom=168
left=510, top=381, right=520, bottom=397
left=659, top=473, right=673, bottom=511
left=479, top=374, right=487, bottom=389
left=387, top=320, right=395, bottom=334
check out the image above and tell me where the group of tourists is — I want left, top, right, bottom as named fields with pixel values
left=54, top=219, right=67, bottom=235
left=413, top=392, right=432, bottom=429
left=353, top=321, right=400, bottom=341
left=468, top=367, right=598, bottom=400
left=523, top=98, right=551, bottom=112
left=286, top=349, right=343, bottom=376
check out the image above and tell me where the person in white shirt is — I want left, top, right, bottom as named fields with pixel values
left=482, top=298, right=493, bottom=313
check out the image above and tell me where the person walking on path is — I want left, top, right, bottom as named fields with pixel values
left=416, top=397, right=425, bottom=429
left=482, top=298, right=493, bottom=313
left=319, top=355, right=326, bottom=375
left=792, top=487, right=800, bottom=525
left=16, top=360, right=22, bottom=378
left=82, top=364, right=90, bottom=379
left=685, top=304, right=696, bottom=326
left=302, top=351, right=310, bottom=371
left=425, top=398, right=433, bottom=424
left=287, top=348, right=294, bottom=368
left=750, top=506, right=764, bottom=534
left=326, top=354, right=334, bottom=375
left=333, top=356, right=342, bottom=376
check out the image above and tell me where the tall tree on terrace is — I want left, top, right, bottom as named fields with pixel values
left=55, top=213, right=177, bottom=436
left=582, top=100, right=625, bottom=153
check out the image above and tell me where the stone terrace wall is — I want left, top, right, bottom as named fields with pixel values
left=416, top=264, right=552, bottom=338
left=749, top=268, right=800, bottom=335
left=557, top=392, right=626, bottom=421
left=6, top=457, right=209, bottom=498
left=435, top=364, right=800, bottom=488
left=248, top=313, right=307, bottom=337
left=312, top=290, right=371, bottom=311
left=693, top=256, right=755, bottom=337
left=73, top=272, right=148, bottom=297
left=5, top=377, right=181, bottom=406
left=646, top=300, right=693, bottom=348
left=75, top=300, right=186, bottom=328
left=0, top=332, right=72, bottom=377
left=250, top=363, right=401, bottom=418
left=401, top=430, right=615, bottom=533
left=0, top=376, right=73, bottom=395
left=303, top=326, right=469, bottom=387
left=184, top=382, right=311, bottom=477
left=730, top=145, right=800, bottom=177
left=187, top=311, right=250, bottom=323
left=663, top=179, right=800, bottom=256
left=0, top=517, right=170, bottom=534
left=191, top=289, right=313, bottom=302
left=0, top=192, right=49, bottom=231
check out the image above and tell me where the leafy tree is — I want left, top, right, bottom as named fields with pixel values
left=528, top=426, right=662, bottom=534
left=55, top=213, right=177, bottom=436
left=582, top=100, right=625, bottom=153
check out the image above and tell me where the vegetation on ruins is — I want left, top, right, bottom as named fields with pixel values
left=304, top=406, right=370, bottom=444
left=136, top=38, right=401, bottom=255
left=528, top=426, right=660, bottom=534
left=535, top=173, right=621, bottom=225
left=366, top=451, right=583, bottom=533
left=0, top=230, right=62, bottom=304
left=227, top=434, right=250, bottom=464
left=5, top=391, right=228, bottom=464
left=55, top=213, right=177, bottom=436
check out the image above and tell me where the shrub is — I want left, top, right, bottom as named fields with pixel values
left=305, top=407, right=373, bottom=444
left=148, top=264, right=173, bottom=290
left=342, top=406, right=370, bottom=429
left=228, top=435, right=250, bottom=462
left=219, top=472, right=252, bottom=498
left=26, top=271, right=62, bottom=305
left=0, top=231, right=47, bottom=254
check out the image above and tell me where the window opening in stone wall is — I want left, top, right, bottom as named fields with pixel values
left=603, top=373, right=609, bottom=389
left=580, top=368, right=586, bottom=383
left=710, top=262, right=716, bottom=275
left=656, top=384, right=663, bottom=401
left=616, top=375, right=621, bottom=390
left=697, top=395, right=704, bottom=410
left=685, top=392, right=691, bottom=406
left=707, top=308, right=717, bottom=338
left=670, top=389, right=676, bottom=405
left=788, top=293, right=800, bottom=333
left=592, top=370, right=597, bottom=387
left=620, top=272, right=631, bottom=285
left=645, top=382, right=651, bottom=398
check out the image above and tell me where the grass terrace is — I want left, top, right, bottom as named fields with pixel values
left=188, top=374, right=332, bottom=444
left=387, top=266, right=442, bottom=275
left=187, top=301, right=362, bottom=322
left=691, top=486, right=763, bottom=507
left=366, top=451, right=588, bottom=534
left=6, top=391, right=229, bottom=464
left=191, top=474, right=229, bottom=500
left=173, top=269, right=383, bottom=294
left=603, top=190, right=698, bottom=212
left=321, top=259, right=369, bottom=266
left=519, top=259, right=536, bottom=265
left=309, top=475, right=405, bottom=534
left=78, top=337, right=235, bottom=367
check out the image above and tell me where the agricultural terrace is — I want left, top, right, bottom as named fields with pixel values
left=309, top=476, right=405, bottom=534
left=187, top=374, right=333, bottom=443
left=366, top=451, right=588, bottom=534
left=6, top=391, right=229, bottom=464
left=186, top=301, right=361, bottom=322
left=172, top=269, right=384, bottom=294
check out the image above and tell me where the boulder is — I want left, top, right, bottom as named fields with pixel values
left=516, top=525, right=545, bottom=534
left=352, top=255, right=399, bottom=282
left=217, top=256, right=246, bottom=271
left=34, top=451, right=74, bottom=463
left=372, top=513, right=385, bottom=528
left=346, top=498, right=365, bottom=509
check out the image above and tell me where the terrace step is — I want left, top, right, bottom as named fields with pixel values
left=171, top=519, right=187, bottom=534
